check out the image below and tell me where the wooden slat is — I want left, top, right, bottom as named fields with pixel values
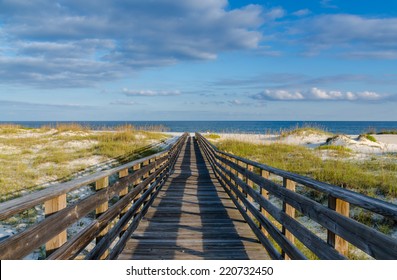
left=213, top=152, right=397, bottom=259
left=196, top=133, right=397, bottom=260
left=213, top=162, right=345, bottom=260
left=214, top=161, right=304, bottom=260
left=0, top=133, right=188, bottom=260
left=87, top=170, right=167, bottom=259
left=47, top=165, right=169, bottom=260
left=118, top=136, right=269, bottom=260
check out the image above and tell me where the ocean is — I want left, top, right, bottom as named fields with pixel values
left=1, top=121, right=397, bottom=135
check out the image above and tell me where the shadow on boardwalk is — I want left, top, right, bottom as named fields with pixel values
left=118, top=137, right=268, bottom=260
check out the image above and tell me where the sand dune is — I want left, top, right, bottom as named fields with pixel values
left=204, top=132, right=397, bottom=154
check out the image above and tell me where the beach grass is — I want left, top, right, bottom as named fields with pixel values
left=0, top=124, right=25, bottom=134
left=206, top=133, right=221, bottom=140
left=279, top=124, right=331, bottom=137
left=362, top=134, right=377, bottom=142
left=0, top=125, right=169, bottom=201
left=316, top=145, right=353, bottom=157
left=215, top=139, right=397, bottom=198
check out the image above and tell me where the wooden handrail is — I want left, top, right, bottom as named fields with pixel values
left=196, top=132, right=397, bottom=260
left=198, top=134, right=397, bottom=220
left=0, top=133, right=188, bottom=260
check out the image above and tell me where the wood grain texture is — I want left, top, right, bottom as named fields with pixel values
left=328, top=196, right=350, bottom=256
left=44, top=194, right=67, bottom=256
left=118, top=137, right=269, bottom=260
left=282, top=178, right=296, bottom=260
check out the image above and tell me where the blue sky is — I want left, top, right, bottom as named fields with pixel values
left=0, top=0, right=397, bottom=121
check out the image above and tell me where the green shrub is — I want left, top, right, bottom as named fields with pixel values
left=363, top=134, right=377, bottom=142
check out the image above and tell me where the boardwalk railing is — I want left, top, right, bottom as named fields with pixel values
left=196, top=132, right=397, bottom=260
left=0, top=133, right=188, bottom=260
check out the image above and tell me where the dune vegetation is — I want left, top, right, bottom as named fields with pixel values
left=0, top=124, right=169, bottom=201
left=211, top=125, right=397, bottom=200
left=215, top=139, right=397, bottom=198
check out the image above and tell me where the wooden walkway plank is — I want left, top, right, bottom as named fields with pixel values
left=118, top=136, right=269, bottom=260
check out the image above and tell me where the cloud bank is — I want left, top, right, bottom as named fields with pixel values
left=0, top=0, right=265, bottom=87
left=252, top=88, right=388, bottom=102
left=122, top=89, right=181, bottom=97
left=290, top=14, right=397, bottom=58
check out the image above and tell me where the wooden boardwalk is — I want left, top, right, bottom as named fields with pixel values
left=118, top=136, right=269, bottom=260
left=1, top=133, right=396, bottom=260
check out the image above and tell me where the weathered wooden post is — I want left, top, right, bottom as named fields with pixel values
left=118, top=168, right=129, bottom=237
left=247, top=164, right=255, bottom=218
left=96, top=176, right=109, bottom=259
left=260, top=169, right=270, bottom=238
left=327, top=195, right=350, bottom=256
left=226, top=155, right=233, bottom=191
left=133, top=163, right=142, bottom=217
left=235, top=159, right=243, bottom=204
left=45, top=194, right=67, bottom=256
left=282, top=178, right=296, bottom=260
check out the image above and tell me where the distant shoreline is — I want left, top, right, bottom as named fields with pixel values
left=1, top=120, right=397, bottom=135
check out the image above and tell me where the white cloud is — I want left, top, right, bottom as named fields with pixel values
left=0, top=100, right=93, bottom=109
left=122, top=89, right=181, bottom=97
left=253, top=88, right=387, bottom=102
left=261, top=90, right=304, bottom=100
left=109, top=100, right=141, bottom=106
left=263, top=7, right=285, bottom=20
left=227, top=99, right=251, bottom=106
left=292, top=9, right=311, bottom=17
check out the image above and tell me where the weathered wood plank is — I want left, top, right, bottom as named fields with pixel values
left=214, top=163, right=345, bottom=260
left=119, top=136, right=269, bottom=260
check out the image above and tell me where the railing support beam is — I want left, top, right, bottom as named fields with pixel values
left=45, top=194, right=67, bottom=256
left=327, top=196, right=350, bottom=256
left=96, top=176, right=109, bottom=259
left=282, top=178, right=296, bottom=260
left=260, top=170, right=270, bottom=238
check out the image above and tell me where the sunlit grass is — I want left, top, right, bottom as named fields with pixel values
left=279, top=125, right=332, bottom=137
left=0, top=125, right=169, bottom=201
left=316, top=145, right=353, bottom=157
left=361, top=134, right=377, bottom=142
left=206, top=133, right=221, bottom=140
left=215, top=140, right=397, bottom=198
left=0, top=124, right=24, bottom=134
